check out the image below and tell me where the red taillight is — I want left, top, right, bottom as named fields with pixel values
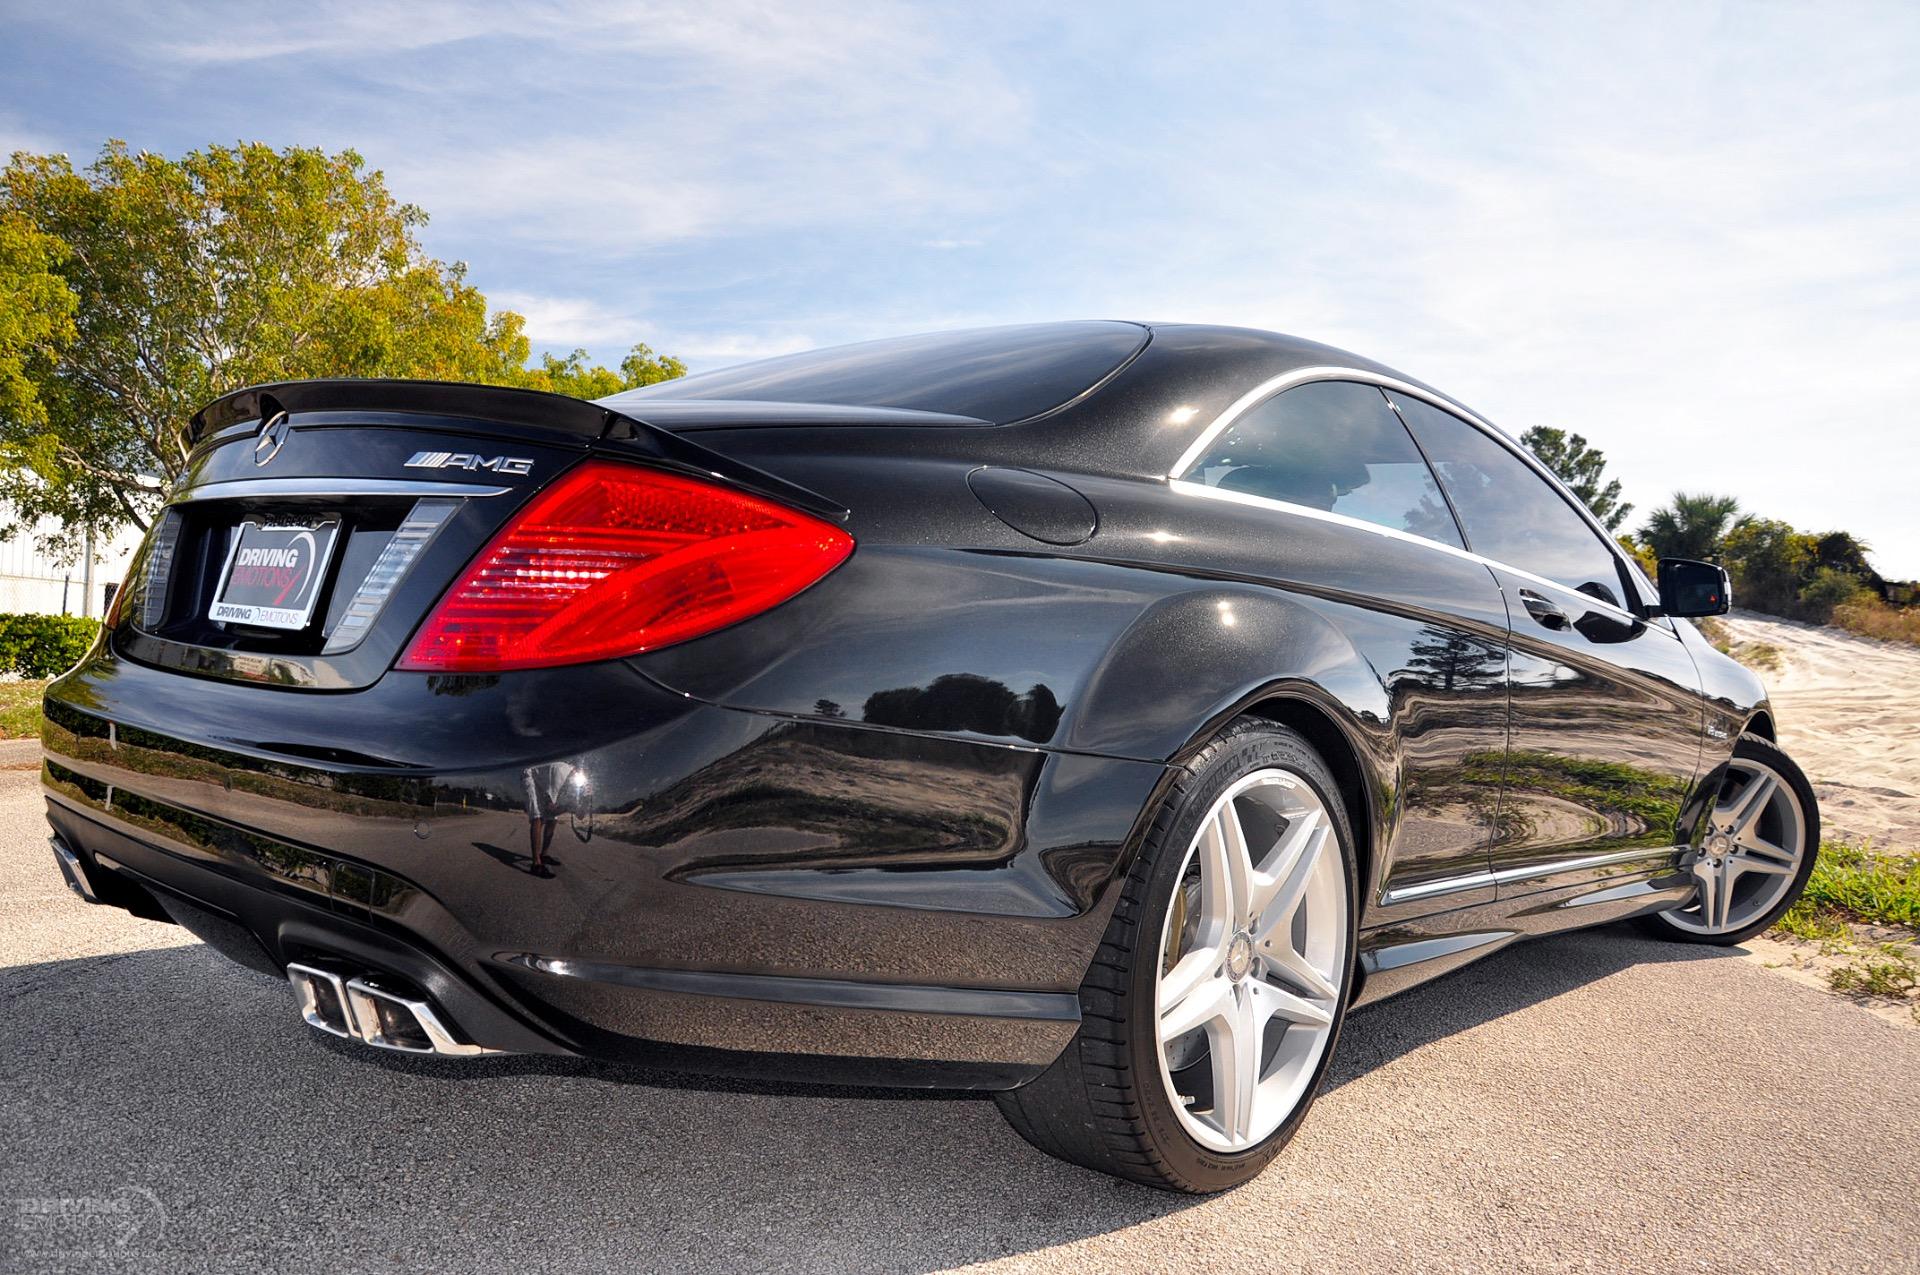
left=398, top=460, right=853, bottom=672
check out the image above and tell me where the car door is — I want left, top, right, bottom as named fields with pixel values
left=1386, top=390, right=1704, bottom=895
left=1173, top=379, right=1510, bottom=920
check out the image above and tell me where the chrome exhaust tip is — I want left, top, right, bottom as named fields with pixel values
left=50, top=834, right=100, bottom=902
left=286, top=963, right=504, bottom=1056
left=343, top=976, right=501, bottom=1057
left=285, top=963, right=355, bottom=1039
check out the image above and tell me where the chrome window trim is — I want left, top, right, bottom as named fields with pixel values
left=1170, top=477, right=1477, bottom=563
left=1166, top=365, right=1653, bottom=629
left=1167, top=478, right=1649, bottom=628
left=170, top=478, right=514, bottom=504
left=1380, top=845, right=1682, bottom=908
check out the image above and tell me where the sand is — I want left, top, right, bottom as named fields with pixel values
left=1719, top=610, right=1920, bottom=851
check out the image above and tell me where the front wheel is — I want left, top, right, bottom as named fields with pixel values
left=994, top=720, right=1357, bottom=1192
left=1647, top=733, right=1821, bottom=945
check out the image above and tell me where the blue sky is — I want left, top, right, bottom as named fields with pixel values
left=4, top=1, right=1917, bottom=573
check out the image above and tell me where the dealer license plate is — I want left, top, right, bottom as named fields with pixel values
left=208, top=518, right=342, bottom=630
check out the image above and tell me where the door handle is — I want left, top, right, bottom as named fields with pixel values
left=1518, top=589, right=1570, bottom=631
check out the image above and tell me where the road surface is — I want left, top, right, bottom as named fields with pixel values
left=3, top=761, right=1917, bottom=1273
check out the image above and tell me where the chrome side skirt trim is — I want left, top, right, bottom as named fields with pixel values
left=1379, top=870, right=1498, bottom=908
left=1381, top=846, right=1684, bottom=909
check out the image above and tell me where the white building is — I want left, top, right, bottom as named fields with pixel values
left=0, top=514, right=142, bottom=617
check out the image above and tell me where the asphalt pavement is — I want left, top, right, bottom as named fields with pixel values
left=3, top=761, right=1916, bottom=1273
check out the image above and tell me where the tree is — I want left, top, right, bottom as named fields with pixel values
left=0, top=213, right=76, bottom=438
left=522, top=343, right=686, bottom=399
left=1808, top=531, right=1880, bottom=591
left=1719, top=517, right=1889, bottom=622
left=1797, top=567, right=1872, bottom=622
left=1615, top=533, right=1658, bottom=579
left=1639, top=492, right=1741, bottom=562
left=1402, top=630, right=1502, bottom=692
left=1719, top=517, right=1812, bottom=616
left=1520, top=426, right=1632, bottom=531
left=1, top=141, right=680, bottom=551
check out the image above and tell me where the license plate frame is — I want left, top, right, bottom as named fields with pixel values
left=208, top=517, right=343, bottom=631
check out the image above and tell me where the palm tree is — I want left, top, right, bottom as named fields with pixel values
left=1639, top=492, right=1742, bottom=561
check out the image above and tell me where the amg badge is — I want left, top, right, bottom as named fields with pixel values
left=404, top=451, right=535, bottom=476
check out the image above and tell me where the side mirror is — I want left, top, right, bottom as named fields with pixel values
left=1657, top=558, right=1731, bottom=617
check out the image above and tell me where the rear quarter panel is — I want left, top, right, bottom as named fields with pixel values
left=627, top=446, right=1515, bottom=926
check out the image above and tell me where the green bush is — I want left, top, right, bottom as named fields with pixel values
left=1615, top=534, right=1658, bottom=579
left=1720, top=517, right=1811, bottom=616
left=0, top=613, right=101, bottom=677
left=1797, top=567, right=1874, bottom=623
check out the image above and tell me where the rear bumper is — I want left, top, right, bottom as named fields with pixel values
left=42, top=646, right=1166, bottom=1088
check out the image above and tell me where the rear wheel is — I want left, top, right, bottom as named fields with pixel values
left=994, top=720, right=1357, bottom=1192
left=1648, top=733, right=1820, bottom=945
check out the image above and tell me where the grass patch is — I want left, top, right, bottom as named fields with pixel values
left=1772, top=840, right=1920, bottom=1018
left=1774, top=903, right=1851, bottom=945
left=0, top=678, right=47, bottom=740
left=1828, top=945, right=1920, bottom=1000
left=1833, top=598, right=1920, bottom=646
left=1794, top=840, right=1920, bottom=929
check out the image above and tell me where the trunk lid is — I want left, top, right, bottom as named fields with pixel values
left=118, top=380, right=845, bottom=691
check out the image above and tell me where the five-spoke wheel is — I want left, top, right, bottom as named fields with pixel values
left=1155, top=770, right=1347, bottom=1152
left=994, top=720, right=1357, bottom=1192
left=1653, top=734, right=1820, bottom=944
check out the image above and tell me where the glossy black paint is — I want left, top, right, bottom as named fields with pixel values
left=43, top=322, right=1772, bottom=1089
left=1487, top=567, right=1704, bottom=879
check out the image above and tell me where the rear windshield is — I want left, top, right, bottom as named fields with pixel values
left=607, top=321, right=1146, bottom=424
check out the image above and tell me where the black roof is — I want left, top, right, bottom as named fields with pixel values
left=604, top=321, right=1149, bottom=426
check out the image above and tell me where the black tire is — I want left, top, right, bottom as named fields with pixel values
left=993, top=719, right=1358, bottom=1192
left=1643, top=732, right=1821, bottom=946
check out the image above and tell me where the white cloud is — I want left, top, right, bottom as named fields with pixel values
left=483, top=291, right=816, bottom=369
left=487, top=291, right=647, bottom=349
left=115, top=1, right=1033, bottom=250
left=0, top=115, right=64, bottom=159
left=1050, top=4, right=1920, bottom=573
left=13, top=2, right=1917, bottom=570
left=147, top=0, right=556, bottom=63
left=666, top=330, right=818, bottom=368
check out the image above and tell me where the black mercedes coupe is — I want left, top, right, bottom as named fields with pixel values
left=43, top=321, right=1820, bottom=1191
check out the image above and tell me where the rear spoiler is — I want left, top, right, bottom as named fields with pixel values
left=189, top=378, right=848, bottom=521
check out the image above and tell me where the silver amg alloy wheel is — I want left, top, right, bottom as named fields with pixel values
left=1154, top=768, right=1349, bottom=1152
left=1663, top=756, right=1808, bottom=936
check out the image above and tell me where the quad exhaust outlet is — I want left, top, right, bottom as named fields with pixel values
left=285, top=963, right=501, bottom=1056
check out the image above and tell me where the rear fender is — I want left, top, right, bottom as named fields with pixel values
left=1061, top=587, right=1396, bottom=906
left=1059, top=584, right=1388, bottom=759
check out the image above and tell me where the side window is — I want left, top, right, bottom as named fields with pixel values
left=1183, top=381, right=1464, bottom=549
left=1389, top=393, right=1626, bottom=606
